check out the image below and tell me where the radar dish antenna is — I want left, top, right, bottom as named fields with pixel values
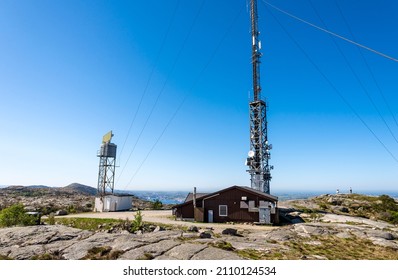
left=102, top=131, right=113, bottom=143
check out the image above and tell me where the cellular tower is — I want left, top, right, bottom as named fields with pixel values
left=245, top=0, right=273, bottom=194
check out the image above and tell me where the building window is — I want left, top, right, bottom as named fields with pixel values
left=219, top=205, right=228, bottom=217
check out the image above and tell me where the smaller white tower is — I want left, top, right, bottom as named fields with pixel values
left=97, top=131, right=117, bottom=198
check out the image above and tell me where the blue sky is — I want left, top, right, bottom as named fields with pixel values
left=0, top=0, right=397, bottom=193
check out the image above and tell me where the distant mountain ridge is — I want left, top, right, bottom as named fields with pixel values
left=3, top=183, right=98, bottom=196
left=26, top=185, right=51, bottom=189
left=0, top=183, right=164, bottom=212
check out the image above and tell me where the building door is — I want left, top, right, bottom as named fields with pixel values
left=259, top=208, right=271, bottom=224
left=106, top=199, right=111, bottom=211
left=208, top=210, right=213, bottom=223
left=112, top=201, right=117, bottom=212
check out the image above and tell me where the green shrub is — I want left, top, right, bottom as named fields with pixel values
left=319, top=203, right=328, bottom=210
left=47, top=213, right=56, bottom=225
left=376, top=195, right=398, bottom=211
left=390, top=211, right=398, bottom=224
left=0, top=204, right=37, bottom=227
left=67, top=205, right=77, bottom=214
left=152, top=199, right=163, bottom=210
left=131, top=210, right=143, bottom=232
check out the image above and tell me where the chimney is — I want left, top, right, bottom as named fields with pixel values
left=193, top=187, right=197, bottom=208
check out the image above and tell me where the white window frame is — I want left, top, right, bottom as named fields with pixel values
left=219, top=205, right=228, bottom=217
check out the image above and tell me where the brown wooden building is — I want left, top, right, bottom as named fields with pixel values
left=173, top=186, right=279, bottom=224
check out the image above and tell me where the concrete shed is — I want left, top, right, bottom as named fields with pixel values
left=94, top=195, right=133, bottom=212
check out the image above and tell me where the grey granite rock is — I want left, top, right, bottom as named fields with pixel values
left=155, top=243, right=207, bottom=260
left=190, top=247, right=244, bottom=260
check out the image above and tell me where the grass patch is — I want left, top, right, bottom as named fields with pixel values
left=53, top=217, right=181, bottom=233
left=346, top=194, right=380, bottom=203
left=138, top=253, right=154, bottom=260
left=55, top=217, right=120, bottom=231
left=312, top=194, right=398, bottom=225
left=0, top=255, right=13, bottom=260
left=238, top=235, right=398, bottom=260
left=31, top=252, right=63, bottom=260
left=177, top=236, right=198, bottom=242
left=212, top=240, right=235, bottom=251
left=80, top=246, right=123, bottom=260
left=237, top=249, right=270, bottom=260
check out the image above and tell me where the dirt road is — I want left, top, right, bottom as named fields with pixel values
left=66, top=210, right=276, bottom=232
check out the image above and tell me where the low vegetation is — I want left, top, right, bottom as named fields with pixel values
left=80, top=246, right=123, bottom=260
left=151, top=199, right=163, bottom=210
left=138, top=253, right=154, bottom=260
left=0, top=204, right=38, bottom=227
left=131, top=210, right=143, bottom=232
left=238, top=235, right=398, bottom=260
left=292, top=194, right=398, bottom=225
left=52, top=212, right=172, bottom=234
left=212, top=240, right=235, bottom=251
left=30, top=252, right=64, bottom=260
left=54, top=217, right=120, bottom=231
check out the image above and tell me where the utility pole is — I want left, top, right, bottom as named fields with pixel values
left=245, top=0, right=273, bottom=193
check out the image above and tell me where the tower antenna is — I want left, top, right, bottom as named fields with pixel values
left=97, top=131, right=117, bottom=201
left=245, top=0, right=273, bottom=193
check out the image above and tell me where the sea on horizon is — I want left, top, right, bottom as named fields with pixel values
left=130, top=189, right=398, bottom=205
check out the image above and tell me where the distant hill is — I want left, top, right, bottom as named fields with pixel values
left=0, top=183, right=97, bottom=214
left=61, top=183, right=97, bottom=196
left=0, top=183, right=178, bottom=212
left=26, top=185, right=51, bottom=189
left=3, top=183, right=97, bottom=196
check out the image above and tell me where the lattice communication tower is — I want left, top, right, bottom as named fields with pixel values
left=245, top=0, right=273, bottom=193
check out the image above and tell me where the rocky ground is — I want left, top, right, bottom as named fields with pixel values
left=0, top=184, right=162, bottom=214
left=1, top=193, right=398, bottom=260
left=0, top=184, right=96, bottom=214
left=0, top=225, right=245, bottom=260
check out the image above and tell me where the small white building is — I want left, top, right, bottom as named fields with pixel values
left=94, top=195, right=133, bottom=212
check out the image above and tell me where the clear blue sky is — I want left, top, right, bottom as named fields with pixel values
left=0, top=0, right=397, bottom=193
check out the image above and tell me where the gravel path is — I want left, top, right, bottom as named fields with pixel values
left=65, top=210, right=276, bottom=232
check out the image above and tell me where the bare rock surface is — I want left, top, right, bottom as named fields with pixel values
left=118, top=239, right=181, bottom=260
left=154, top=243, right=207, bottom=260
left=0, top=225, right=247, bottom=260
left=190, top=247, right=244, bottom=260
left=321, top=213, right=392, bottom=229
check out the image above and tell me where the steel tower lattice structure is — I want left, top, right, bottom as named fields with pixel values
left=97, top=131, right=117, bottom=198
left=245, top=0, right=273, bottom=194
